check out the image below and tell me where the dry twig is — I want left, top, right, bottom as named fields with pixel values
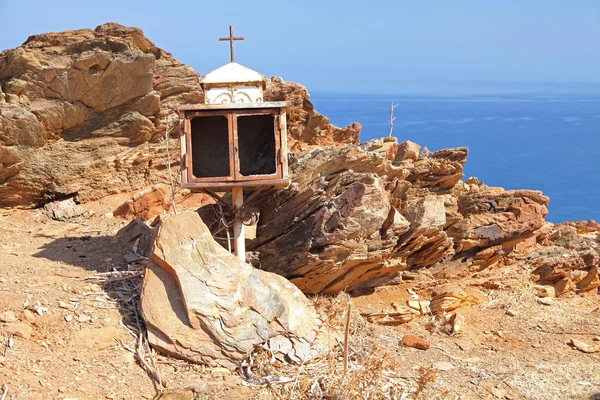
left=343, top=301, right=351, bottom=376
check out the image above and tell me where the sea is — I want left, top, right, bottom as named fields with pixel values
left=311, top=91, right=600, bottom=223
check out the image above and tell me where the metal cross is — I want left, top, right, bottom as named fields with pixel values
left=219, top=25, right=244, bottom=63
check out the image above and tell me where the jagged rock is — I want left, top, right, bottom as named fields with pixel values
left=115, top=219, right=153, bottom=257
left=361, top=307, right=419, bottom=326
left=430, top=285, right=482, bottom=315
left=140, top=211, right=322, bottom=369
left=249, top=139, right=419, bottom=294
left=113, top=183, right=211, bottom=221
left=447, top=189, right=549, bottom=254
left=395, top=140, right=421, bottom=163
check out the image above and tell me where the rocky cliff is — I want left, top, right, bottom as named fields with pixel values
left=1, top=24, right=598, bottom=299
left=0, top=23, right=358, bottom=207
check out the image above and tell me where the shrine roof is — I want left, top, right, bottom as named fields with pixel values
left=200, top=62, right=266, bottom=85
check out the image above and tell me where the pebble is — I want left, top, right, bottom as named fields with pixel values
left=537, top=297, right=554, bottom=306
left=4, top=322, right=34, bottom=339
left=211, top=367, right=232, bottom=376
left=401, top=334, right=430, bottom=350
left=0, top=310, right=18, bottom=323
left=433, top=361, right=454, bottom=371
left=78, top=314, right=92, bottom=323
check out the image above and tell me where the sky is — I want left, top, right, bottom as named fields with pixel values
left=1, top=0, right=599, bottom=94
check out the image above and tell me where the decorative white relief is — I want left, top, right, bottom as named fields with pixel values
left=205, top=85, right=263, bottom=105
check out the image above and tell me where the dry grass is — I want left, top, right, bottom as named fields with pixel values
left=243, top=293, right=413, bottom=399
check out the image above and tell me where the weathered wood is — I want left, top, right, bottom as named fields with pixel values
left=232, top=187, right=245, bottom=262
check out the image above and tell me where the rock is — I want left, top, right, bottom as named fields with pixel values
left=433, top=361, right=454, bottom=371
left=537, top=297, right=554, bottom=306
left=115, top=219, right=154, bottom=257
left=210, top=367, right=231, bottom=376
left=22, top=309, right=36, bottom=323
left=401, top=334, right=430, bottom=350
left=570, top=338, right=600, bottom=353
left=71, top=327, right=121, bottom=351
left=77, top=314, right=92, bottom=323
left=113, top=184, right=212, bottom=221
left=44, top=198, right=85, bottom=221
left=395, top=140, right=421, bottom=162
left=140, top=211, right=322, bottom=369
left=2, top=322, right=33, bottom=339
left=251, top=140, right=399, bottom=294
left=447, top=189, right=549, bottom=254
left=448, top=312, right=465, bottom=334
left=430, top=285, right=471, bottom=314
left=0, top=23, right=201, bottom=207
left=361, top=307, right=419, bottom=326
left=0, top=310, right=18, bottom=323
left=536, top=285, right=556, bottom=298
left=0, top=22, right=363, bottom=208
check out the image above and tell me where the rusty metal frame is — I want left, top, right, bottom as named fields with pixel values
left=179, top=103, right=290, bottom=190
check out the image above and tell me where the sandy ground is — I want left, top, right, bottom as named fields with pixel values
left=0, top=195, right=599, bottom=400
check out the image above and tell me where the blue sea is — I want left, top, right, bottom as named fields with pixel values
left=311, top=92, right=600, bottom=223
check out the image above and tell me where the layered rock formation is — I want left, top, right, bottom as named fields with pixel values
left=246, top=139, right=550, bottom=293
left=0, top=23, right=358, bottom=207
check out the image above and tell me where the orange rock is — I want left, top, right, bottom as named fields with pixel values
left=401, top=334, right=430, bottom=350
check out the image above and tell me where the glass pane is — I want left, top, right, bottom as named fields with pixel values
left=191, top=116, right=230, bottom=178
left=237, top=115, right=276, bottom=176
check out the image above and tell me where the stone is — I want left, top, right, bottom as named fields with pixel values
left=401, top=334, right=430, bottom=350
left=140, top=211, right=322, bottom=370
left=446, top=189, right=549, bottom=254
left=430, top=285, right=470, bottom=314
left=0, top=310, right=18, bottom=323
left=433, top=361, right=454, bottom=371
left=536, top=285, right=556, bottom=298
left=44, top=198, right=85, bottom=221
left=361, top=307, right=419, bottom=326
left=71, top=327, right=121, bottom=351
left=22, top=309, right=36, bottom=323
left=395, top=140, right=421, bottom=162
left=0, top=23, right=201, bottom=207
left=113, top=184, right=212, bottom=221
left=537, top=297, right=554, bottom=306
left=2, top=322, right=33, bottom=339
left=570, top=338, right=600, bottom=353
left=77, top=314, right=92, bottom=323
left=448, top=312, right=465, bottom=334
left=115, top=219, right=154, bottom=257
left=210, top=367, right=231, bottom=376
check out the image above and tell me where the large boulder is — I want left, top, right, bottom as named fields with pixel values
left=140, top=211, right=322, bottom=369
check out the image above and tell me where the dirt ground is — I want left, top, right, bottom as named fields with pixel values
left=0, top=194, right=599, bottom=400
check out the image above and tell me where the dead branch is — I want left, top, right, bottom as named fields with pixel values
left=165, top=114, right=178, bottom=215
left=388, top=102, right=399, bottom=137
left=343, top=301, right=351, bottom=376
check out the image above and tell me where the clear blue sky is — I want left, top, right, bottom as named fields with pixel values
left=1, top=0, right=599, bottom=94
